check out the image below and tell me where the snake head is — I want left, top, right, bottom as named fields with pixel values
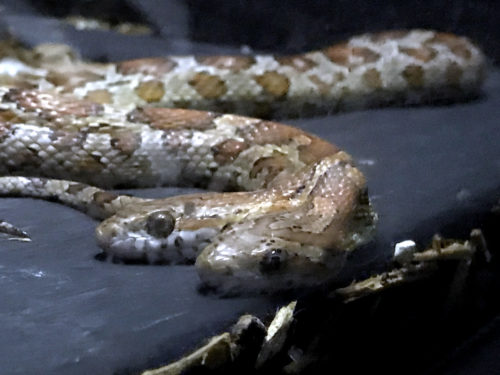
left=95, top=208, right=216, bottom=264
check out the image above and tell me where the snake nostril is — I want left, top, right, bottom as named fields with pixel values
left=95, top=224, right=112, bottom=248
left=260, top=248, right=288, bottom=273
left=95, top=218, right=123, bottom=248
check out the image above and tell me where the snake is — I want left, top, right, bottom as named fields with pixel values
left=0, top=30, right=486, bottom=293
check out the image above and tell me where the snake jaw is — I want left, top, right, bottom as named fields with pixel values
left=95, top=219, right=160, bottom=262
left=95, top=214, right=218, bottom=264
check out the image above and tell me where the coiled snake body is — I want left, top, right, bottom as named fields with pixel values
left=0, top=30, right=485, bottom=293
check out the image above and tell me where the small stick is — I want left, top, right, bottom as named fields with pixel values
left=0, top=220, right=31, bottom=242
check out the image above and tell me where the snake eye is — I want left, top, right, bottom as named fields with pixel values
left=146, top=210, right=175, bottom=237
left=260, top=248, right=288, bottom=273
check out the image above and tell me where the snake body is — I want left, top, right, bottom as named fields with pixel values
left=0, top=30, right=486, bottom=293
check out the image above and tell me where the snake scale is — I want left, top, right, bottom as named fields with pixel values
left=0, top=30, right=486, bottom=293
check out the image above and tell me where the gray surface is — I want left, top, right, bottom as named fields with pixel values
left=1, top=72, right=499, bottom=374
left=1, top=193, right=281, bottom=374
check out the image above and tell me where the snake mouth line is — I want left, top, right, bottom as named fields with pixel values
left=96, top=226, right=217, bottom=264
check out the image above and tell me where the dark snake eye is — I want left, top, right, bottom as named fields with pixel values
left=260, top=248, right=288, bottom=273
left=146, top=210, right=175, bottom=237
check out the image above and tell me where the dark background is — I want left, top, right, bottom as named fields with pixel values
left=0, top=0, right=498, bottom=62
left=0, top=1, right=499, bottom=374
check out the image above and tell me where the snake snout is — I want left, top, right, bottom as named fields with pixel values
left=95, top=221, right=115, bottom=250
left=95, top=217, right=153, bottom=261
left=95, top=220, right=130, bottom=257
